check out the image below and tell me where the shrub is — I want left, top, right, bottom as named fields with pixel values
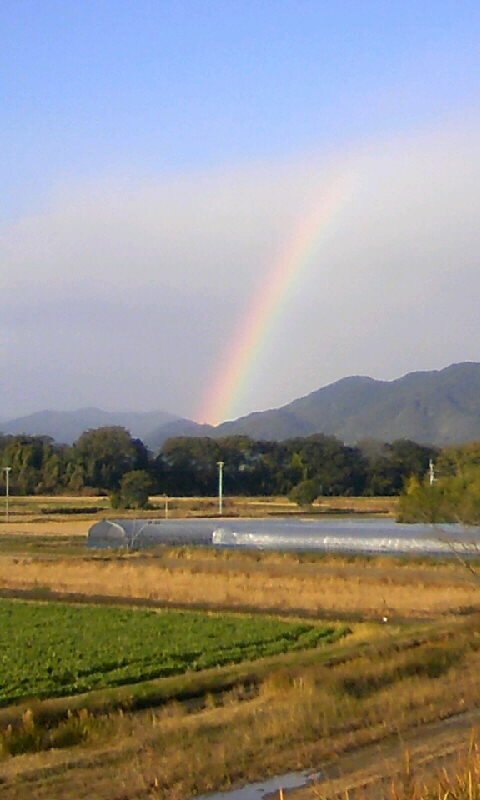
left=289, top=479, right=319, bottom=507
left=120, top=470, right=152, bottom=509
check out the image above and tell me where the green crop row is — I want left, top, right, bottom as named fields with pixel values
left=0, top=599, right=348, bottom=705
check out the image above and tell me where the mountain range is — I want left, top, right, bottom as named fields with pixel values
left=3, top=362, right=480, bottom=448
left=0, top=408, right=179, bottom=446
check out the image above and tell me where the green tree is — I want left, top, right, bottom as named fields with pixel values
left=215, top=436, right=262, bottom=495
left=360, top=439, right=437, bottom=496
left=119, top=470, right=152, bottom=509
left=64, top=461, right=85, bottom=492
left=398, top=440, right=480, bottom=525
left=398, top=465, right=480, bottom=525
left=286, top=434, right=367, bottom=496
left=0, top=435, right=66, bottom=495
left=72, top=427, right=149, bottom=491
left=159, top=437, right=221, bottom=495
left=289, top=479, right=319, bottom=507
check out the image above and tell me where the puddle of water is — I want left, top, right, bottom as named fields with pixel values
left=193, top=769, right=320, bottom=800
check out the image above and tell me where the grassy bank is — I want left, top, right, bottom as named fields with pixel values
left=0, top=614, right=478, bottom=799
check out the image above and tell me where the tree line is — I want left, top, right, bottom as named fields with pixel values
left=0, top=426, right=438, bottom=500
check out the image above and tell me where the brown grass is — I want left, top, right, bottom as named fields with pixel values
left=390, top=743, right=480, bottom=800
left=0, top=550, right=478, bottom=617
left=150, top=493, right=398, bottom=517
left=0, top=520, right=90, bottom=536
left=0, top=493, right=398, bottom=525
left=310, top=733, right=480, bottom=799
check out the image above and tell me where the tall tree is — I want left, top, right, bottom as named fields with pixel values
left=0, top=435, right=66, bottom=495
left=72, top=427, right=149, bottom=491
left=159, top=437, right=222, bottom=495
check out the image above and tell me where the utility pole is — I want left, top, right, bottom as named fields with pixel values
left=217, top=461, right=224, bottom=515
left=3, top=467, right=11, bottom=522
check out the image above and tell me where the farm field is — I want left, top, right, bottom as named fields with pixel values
left=0, top=492, right=398, bottom=528
left=0, top=497, right=478, bottom=799
left=0, top=612, right=479, bottom=799
left=1, top=545, right=479, bottom=619
left=0, top=599, right=347, bottom=705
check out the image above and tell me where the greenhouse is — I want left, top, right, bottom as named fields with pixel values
left=87, top=517, right=480, bottom=556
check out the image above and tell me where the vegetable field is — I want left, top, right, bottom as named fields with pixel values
left=0, top=599, right=346, bottom=705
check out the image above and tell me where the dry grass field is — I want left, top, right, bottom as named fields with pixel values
left=0, top=492, right=398, bottom=526
left=1, top=549, right=479, bottom=618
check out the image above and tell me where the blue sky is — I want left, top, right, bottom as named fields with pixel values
left=1, top=1, right=480, bottom=421
left=3, top=0, right=479, bottom=215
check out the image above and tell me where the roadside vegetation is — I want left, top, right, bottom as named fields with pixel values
left=393, top=748, right=480, bottom=800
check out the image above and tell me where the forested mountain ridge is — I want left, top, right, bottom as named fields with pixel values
left=3, top=363, right=480, bottom=447
left=212, top=363, right=480, bottom=446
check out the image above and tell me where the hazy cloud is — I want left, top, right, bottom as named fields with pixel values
left=2, top=122, right=480, bottom=420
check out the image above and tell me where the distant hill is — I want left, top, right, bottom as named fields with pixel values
left=214, top=363, right=480, bottom=446
left=1, top=407, right=180, bottom=445
left=146, top=418, right=215, bottom=449
left=4, top=363, right=480, bottom=448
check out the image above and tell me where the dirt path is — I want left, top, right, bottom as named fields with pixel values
left=287, top=708, right=479, bottom=799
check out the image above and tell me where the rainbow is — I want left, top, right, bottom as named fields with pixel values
left=197, top=171, right=357, bottom=425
